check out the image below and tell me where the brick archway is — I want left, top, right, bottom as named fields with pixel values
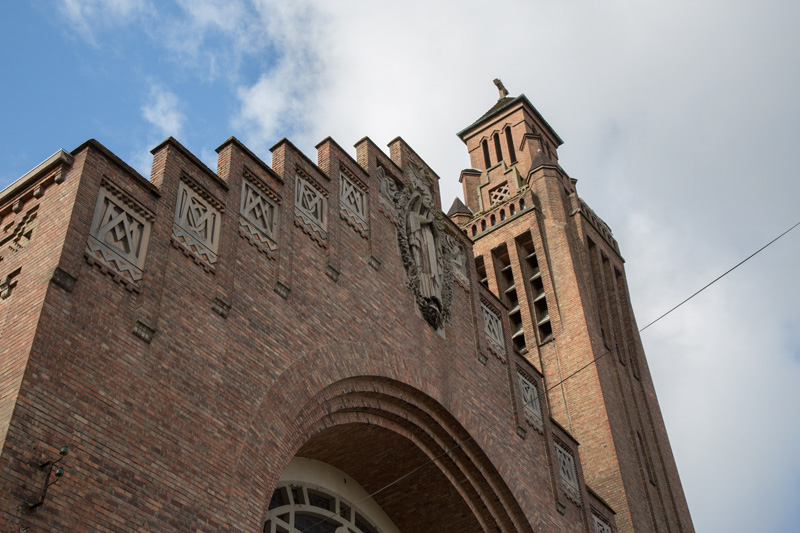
left=287, top=422, right=482, bottom=532
left=225, top=342, right=534, bottom=532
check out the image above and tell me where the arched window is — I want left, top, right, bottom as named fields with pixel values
left=500, top=209, right=506, bottom=221
left=490, top=214, right=496, bottom=226
left=505, top=127, right=516, bottom=163
left=510, top=203, right=515, bottom=215
left=266, top=482, right=384, bottom=533
left=482, top=139, right=491, bottom=168
left=481, top=219, right=486, bottom=231
left=519, top=198, right=525, bottom=210
left=494, top=133, right=503, bottom=163
left=472, top=225, right=477, bottom=236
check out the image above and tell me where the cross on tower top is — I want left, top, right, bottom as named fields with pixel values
left=493, top=78, right=509, bottom=100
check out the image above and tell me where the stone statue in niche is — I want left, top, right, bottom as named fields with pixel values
left=408, top=192, right=440, bottom=300
left=393, top=160, right=454, bottom=329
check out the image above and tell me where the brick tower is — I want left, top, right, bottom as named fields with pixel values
left=449, top=81, right=694, bottom=532
left=0, top=82, right=693, bottom=531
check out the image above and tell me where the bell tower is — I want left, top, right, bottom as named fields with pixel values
left=449, top=82, right=694, bottom=532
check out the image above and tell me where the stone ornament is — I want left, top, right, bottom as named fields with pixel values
left=172, top=180, right=223, bottom=270
left=516, top=371, right=544, bottom=433
left=85, top=182, right=153, bottom=287
left=339, top=169, right=368, bottom=237
left=239, top=179, right=279, bottom=257
left=376, top=166, right=399, bottom=222
left=489, top=182, right=510, bottom=206
left=555, top=441, right=581, bottom=504
left=294, top=173, right=327, bottom=246
left=592, top=515, right=613, bottom=533
left=481, top=302, right=506, bottom=361
left=393, top=161, right=454, bottom=330
left=445, top=234, right=469, bottom=288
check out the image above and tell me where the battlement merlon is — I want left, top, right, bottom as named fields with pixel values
left=0, top=132, right=505, bottom=391
left=1, top=133, right=450, bottom=209
left=1, top=134, right=471, bottom=301
left=387, top=136, right=443, bottom=212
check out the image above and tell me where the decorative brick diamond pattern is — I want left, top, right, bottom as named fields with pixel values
left=555, top=442, right=581, bottom=504
left=489, top=183, right=510, bottom=205
left=339, top=171, right=368, bottom=237
left=517, top=372, right=543, bottom=433
left=294, top=175, right=327, bottom=245
left=240, top=180, right=279, bottom=257
left=173, top=181, right=222, bottom=270
left=481, top=302, right=507, bottom=362
left=85, top=184, right=152, bottom=288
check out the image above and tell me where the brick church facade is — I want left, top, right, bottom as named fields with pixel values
left=0, top=85, right=693, bottom=531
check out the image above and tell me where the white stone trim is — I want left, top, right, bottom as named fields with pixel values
left=266, top=457, right=400, bottom=533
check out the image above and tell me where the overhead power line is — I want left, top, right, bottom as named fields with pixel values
left=297, top=218, right=800, bottom=532
left=638, top=219, right=800, bottom=332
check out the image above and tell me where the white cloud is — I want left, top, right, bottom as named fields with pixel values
left=58, top=0, right=150, bottom=43
left=230, top=0, right=329, bottom=151
left=141, top=84, right=185, bottom=139
left=129, top=84, right=186, bottom=178
left=223, top=2, right=800, bottom=531
left=624, top=209, right=800, bottom=532
left=127, top=149, right=153, bottom=180
left=159, top=0, right=261, bottom=80
left=49, top=1, right=800, bottom=530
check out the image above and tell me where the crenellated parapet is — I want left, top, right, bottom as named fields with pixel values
left=0, top=134, right=480, bottom=335
left=0, top=132, right=620, bottom=533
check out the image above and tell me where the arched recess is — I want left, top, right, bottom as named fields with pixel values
left=224, top=342, right=535, bottom=533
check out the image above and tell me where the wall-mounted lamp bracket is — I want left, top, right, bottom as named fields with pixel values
left=28, top=445, right=68, bottom=510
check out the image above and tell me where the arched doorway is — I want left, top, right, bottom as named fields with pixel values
left=227, top=342, right=534, bottom=532
left=264, top=457, right=400, bottom=533
left=268, top=423, right=483, bottom=532
left=253, top=377, right=534, bottom=532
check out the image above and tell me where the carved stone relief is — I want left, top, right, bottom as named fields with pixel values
left=172, top=180, right=222, bottom=270
left=445, top=234, right=468, bottom=288
left=376, top=166, right=399, bottom=222
left=555, top=441, right=581, bottom=504
left=517, top=371, right=543, bottom=433
left=392, top=161, right=454, bottom=330
left=339, top=170, right=368, bottom=237
left=592, top=515, right=613, bottom=533
left=481, top=302, right=507, bottom=361
left=294, top=173, right=327, bottom=246
left=239, top=179, right=279, bottom=258
left=85, top=183, right=153, bottom=287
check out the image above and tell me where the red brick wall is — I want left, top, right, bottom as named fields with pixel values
left=0, top=151, right=79, bottom=451
left=0, top=137, right=614, bottom=531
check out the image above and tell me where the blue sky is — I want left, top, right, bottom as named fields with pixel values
left=1, top=1, right=275, bottom=182
left=3, top=1, right=800, bottom=531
